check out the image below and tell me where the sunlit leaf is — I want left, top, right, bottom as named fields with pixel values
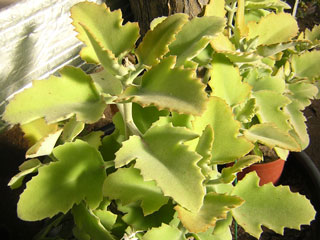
left=192, top=97, right=253, bottom=164
left=71, top=2, right=139, bottom=62
left=93, top=209, right=117, bottom=230
left=204, top=0, right=226, bottom=17
left=91, top=69, right=124, bottom=96
left=247, top=12, right=298, bottom=45
left=18, top=140, right=106, bottom=221
left=292, top=50, right=320, bottom=80
left=196, top=125, right=214, bottom=177
left=80, top=131, right=104, bottom=149
left=232, top=172, right=316, bottom=239
left=103, top=168, right=169, bottom=215
left=72, top=202, right=116, bottom=240
left=175, top=192, right=243, bottom=233
left=209, top=54, right=251, bottom=106
left=305, top=24, right=320, bottom=43
left=234, top=98, right=256, bottom=123
left=244, top=123, right=300, bottom=151
left=115, top=123, right=205, bottom=212
left=61, top=117, right=85, bottom=142
left=142, top=223, right=184, bottom=240
left=3, top=66, right=106, bottom=125
left=119, top=56, right=207, bottom=116
left=235, top=0, right=249, bottom=40
left=168, top=16, right=225, bottom=66
left=136, top=14, right=188, bottom=66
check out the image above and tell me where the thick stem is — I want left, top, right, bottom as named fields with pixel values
left=117, top=103, right=142, bottom=139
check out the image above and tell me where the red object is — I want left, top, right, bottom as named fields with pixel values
left=236, top=159, right=286, bottom=186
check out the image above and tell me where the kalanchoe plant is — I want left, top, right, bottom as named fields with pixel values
left=2, top=0, right=319, bottom=239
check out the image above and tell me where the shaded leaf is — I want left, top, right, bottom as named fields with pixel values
left=175, top=192, right=243, bottom=233
left=93, top=209, right=117, bottom=230
left=119, top=56, right=207, bottom=116
left=3, top=66, right=106, bottom=125
left=18, top=140, right=106, bottom=221
left=209, top=54, right=251, bottom=106
left=91, top=69, right=123, bottom=96
left=115, top=123, right=205, bottom=212
left=192, top=97, right=253, bottom=164
left=71, top=2, right=139, bottom=62
left=80, top=131, right=104, bottom=149
left=287, top=82, right=318, bottom=108
left=103, top=168, right=169, bottom=215
left=72, top=203, right=116, bottom=240
left=244, top=123, right=300, bottom=151
left=136, top=14, right=188, bottom=66
left=292, top=50, right=320, bottom=80
left=232, top=172, right=316, bottom=238
left=168, top=16, right=225, bottom=66
left=234, top=98, right=256, bottom=123
left=61, top=117, right=85, bottom=142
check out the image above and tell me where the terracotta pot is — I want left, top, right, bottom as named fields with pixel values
left=236, top=159, right=285, bottom=186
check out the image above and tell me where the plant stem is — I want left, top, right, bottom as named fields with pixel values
left=227, top=0, right=238, bottom=37
left=292, top=0, right=300, bottom=18
left=117, top=103, right=142, bottom=139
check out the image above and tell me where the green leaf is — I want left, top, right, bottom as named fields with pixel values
left=244, top=123, right=300, bottom=151
left=20, top=118, right=59, bottom=145
left=61, top=117, right=85, bottom=142
left=210, top=33, right=236, bottom=52
left=175, top=192, right=243, bottom=233
left=136, top=14, right=188, bottom=66
left=196, top=125, right=214, bottom=176
left=72, top=203, right=116, bottom=240
left=234, top=98, right=256, bottom=123
left=247, top=12, right=298, bottom=45
left=3, top=66, right=106, bottom=125
left=91, top=69, right=123, bottom=96
left=119, top=56, right=207, bottom=116
left=253, top=90, right=292, bottom=132
left=232, top=172, right=316, bottom=238
left=143, top=224, right=184, bottom=240
left=305, top=24, right=320, bottom=43
left=209, top=54, right=251, bottom=106
left=71, top=2, right=139, bottom=62
left=93, top=209, right=117, bottom=230
left=18, top=140, right=106, bottom=221
left=204, top=0, right=226, bottom=17
left=287, top=82, right=318, bottom=108
left=192, top=97, right=253, bottom=164
left=100, top=129, right=123, bottom=162
left=118, top=202, right=175, bottom=231
left=115, top=123, right=205, bottom=212
left=26, top=129, right=63, bottom=159
left=103, top=168, right=169, bottom=216
left=245, top=0, right=291, bottom=11
left=168, top=16, right=225, bottom=66
left=217, top=155, right=261, bottom=184
left=8, top=159, right=42, bottom=189
left=132, top=103, right=169, bottom=134
left=292, top=51, right=320, bottom=80
left=256, top=41, right=298, bottom=57
left=80, top=131, right=104, bottom=149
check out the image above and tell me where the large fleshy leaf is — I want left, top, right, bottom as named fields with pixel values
left=192, top=97, right=253, bottom=164
left=245, top=0, right=291, bottom=11
left=115, top=123, right=205, bottom=212
left=204, top=0, right=226, bottom=17
left=209, top=54, right=251, bottom=106
left=232, top=172, right=316, bottom=239
left=287, top=82, right=318, bottom=108
left=292, top=51, right=320, bottom=80
left=142, top=224, right=184, bottom=240
left=244, top=123, right=300, bottom=151
left=71, top=2, right=139, bottom=62
left=3, top=66, right=106, bottom=125
left=119, top=56, right=207, bottom=116
left=175, top=192, right=243, bottom=233
left=136, top=14, right=188, bottom=66
left=103, top=168, right=169, bottom=216
left=72, top=203, right=115, bottom=240
left=168, top=16, right=225, bottom=66
left=18, top=140, right=106, bottom=221
left=247, top=12, right=298, bottom=45
left=253, top=90, right=292, bottom=132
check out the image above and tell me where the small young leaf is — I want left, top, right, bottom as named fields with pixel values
left=192, top=97, right=253, bottom=164
left=91, top=69, right=123, bottom=96
left=103, top=168, right=169, bottom=216
left=196, top=125, right=214, bottom=177
left=248, top=12, right=298, bottom=45
left=93, top=209, right=117, bottom=230
left=142, top=223, right=183, bottom=240
left=209, top=54, right=251, bottom=106
left=305, top=24, right=320, bottom=43
left=244, top=123, right=300, bottom=151
left=168, top=16, right=225, bottom=66
left=175, top=192, right=243, bottom=233
left=18, top=140, right=106, bottom=221
left=115, top=123, right=205, bottom=212
left=232, top=172, right=316, bottom=239
left=119, top=56, right=207, bottom=116
left=136, top=14, right=188, bottom=66
left=72, top=203, right=116, bottom=240
left=3, top=66, right=106, bottom=125
left=61, top=117, right=85, bottom=142
left=234, top=98, right=256, bottom=123
left=71, top=2, right=139, bottom=62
